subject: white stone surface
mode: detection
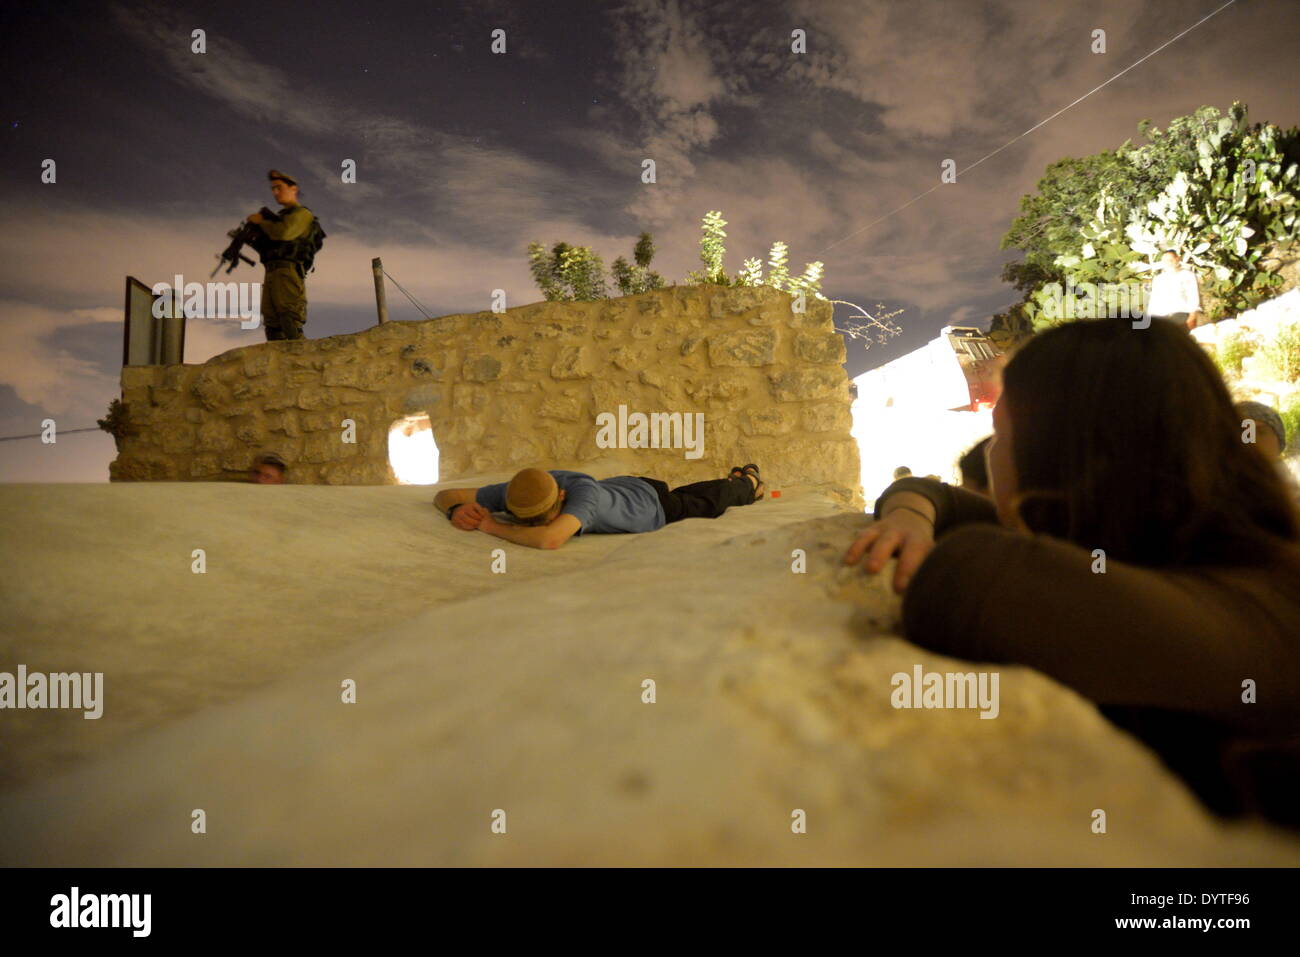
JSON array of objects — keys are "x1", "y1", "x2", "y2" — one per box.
[{"x1": 1, "y1": 481, "x2": 1296, "y2": 865}]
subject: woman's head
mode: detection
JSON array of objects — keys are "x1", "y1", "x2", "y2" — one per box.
[{"x1": 991, "y1": 317, "x2": 1298, "y2": 568}]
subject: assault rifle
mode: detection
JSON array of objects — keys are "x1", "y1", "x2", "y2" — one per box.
[{"x1": 210, "y1": 206, "x2": 281, "y2": 278}]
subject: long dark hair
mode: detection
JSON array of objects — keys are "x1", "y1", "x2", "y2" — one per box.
[{"x1": 1001, "y1": 317, "x2": 1299, "y2": 569}]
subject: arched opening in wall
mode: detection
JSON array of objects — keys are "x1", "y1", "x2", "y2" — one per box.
[{"x1": 388, "y1": 414, "x2": 439, "y2": 485}]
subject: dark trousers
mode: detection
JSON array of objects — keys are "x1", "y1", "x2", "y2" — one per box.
[{"x1": 638, "y1": 476, "x2": 756, "y2": 524}]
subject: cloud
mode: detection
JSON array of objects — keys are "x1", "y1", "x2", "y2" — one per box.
[
  {"x1": 111, "y1": 2, "x2": 337, "y2": 135},
  {"x1": 603, "y1": 0, "x2": 743, "y2": 221},
  {"x1": 0, "y1": 300, "x2": 121, "y2": 423}
]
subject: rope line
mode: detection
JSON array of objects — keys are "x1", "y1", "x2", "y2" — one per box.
[{"x1": 815, "y1": 0, "x2": 1239, "y2": 256}]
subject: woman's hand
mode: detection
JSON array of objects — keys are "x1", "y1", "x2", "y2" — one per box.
[{"x1": 842, "y1": 508, "x2": 936, "y2": 594}]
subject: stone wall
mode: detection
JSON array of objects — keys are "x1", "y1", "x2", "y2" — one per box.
[{"x1": 112, "y1": 285, "x2": 863, "y2": 505}]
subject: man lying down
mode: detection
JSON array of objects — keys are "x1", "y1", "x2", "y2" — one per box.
[{"x1": 433, "y1": 465, "x2": 765, "y2": 550}]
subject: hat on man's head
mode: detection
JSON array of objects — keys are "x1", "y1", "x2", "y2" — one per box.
[
  {"x1": 1236, "y1": 401, "x2": 1287, "y2": 450},
  {"x1": 506, "y1": 468, "x2": 558, "y2": 519},
  {"x1": 267, "y1": 169, "x2": 298, "y2": 187},
  {"x1": 256, "y1": 452, "x2": 287, "y2": 470}
]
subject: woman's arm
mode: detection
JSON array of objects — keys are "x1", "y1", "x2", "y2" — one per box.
[
  {"x1": 901, "y1": 524, "x2": 1300, "y2": 730},
  {"x1": 873, "y1": 477, "x2": 997, "y2": 533}
]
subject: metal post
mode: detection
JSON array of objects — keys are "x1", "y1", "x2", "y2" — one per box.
[{"x1": 372, "y1": 257, "x2": 388, "y2": 325}]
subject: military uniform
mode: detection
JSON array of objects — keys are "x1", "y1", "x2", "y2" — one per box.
[{"x1": 253, "y1": 170, "x2": 317, "y2": 341}]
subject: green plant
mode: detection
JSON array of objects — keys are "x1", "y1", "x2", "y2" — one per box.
[
  {"x1": 527, "y1": 241, "x2": 607, "y2": 301},
  {"x1": 1004, "y1": 102, "x2": 1300, "y2": 335},
  {"x1": 1114, "y1": 103, "x2": 1299, "y2": 318},
  {"x1": 684, "y1": 210, "x2": 731, "y2": 285},
  {"x1": 1279, "y1": 396, "x2": 1300, "y2": 452},
  {"x1": 97, "y1": 398, "x2": 134, "y2": 445},
  {"x1": 611, "y1": 231, "x2": 665, "y2": 296},
  {"x1": 765, "y1": 240, "x2": 790, "y2": 292},
  {"x1": 1215, "y1": 331, "x2": 1255, "y2": 378},
  {"x1": 736, "y1": 257, "x2": 763, "y2": 286},
  {"x1": 1253, "y1": 321, "x2": 1300, "y2": 383}
]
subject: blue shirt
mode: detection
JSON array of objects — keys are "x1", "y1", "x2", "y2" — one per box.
[{"x1": 476, "y1": 470, "x2": 665, "y2": 535}]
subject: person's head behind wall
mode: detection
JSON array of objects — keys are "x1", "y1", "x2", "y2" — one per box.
[
  {"x1": 989, "y1": 317, "x2": 1298, "y2": 569},
  {"x1": 506, "y1": 468, "x2": 566, "y2": 525},
  {"x1": 1235, "y1": 401, "x2": 1287, "y2": 461},
  {"x1": 252, "y1": 452, "x2": 287, "y2": 484}
]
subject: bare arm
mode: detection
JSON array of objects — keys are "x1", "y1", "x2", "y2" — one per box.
[
  {"x1": 845, "y1": 478, "x2": 997, "y2": 593},
  {"x1": 433, "y1": 487, "x2": 480, "y2": 516},
  {"x1": 479, "y1": 513, "x2": 582, "y2": 550}
]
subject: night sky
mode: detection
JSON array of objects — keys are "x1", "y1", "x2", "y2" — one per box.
[{"x1": 2, "y1": 0, "x2": 1296, "y2": 480}]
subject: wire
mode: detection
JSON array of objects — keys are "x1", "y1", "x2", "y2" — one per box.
[
  {"x1": 815, "y1": 0, "x2": 1239, "y2": 256},
  {"x1": 0, "y1": 427, "x2": 105, "y2": 442},
  {"x1": 381, "y1": 268, "x2": 436, "y2": 319}
]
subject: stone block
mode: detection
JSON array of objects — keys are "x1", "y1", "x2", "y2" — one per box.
[
  {"x1": 768, "y1": 367, "x2": 844, "y2": 402},
  {"x1": 243, "y1": 352, "x2": 272, "y2": 377},
  {"x1": 322, "y1": 362, "x2": 397, "y2": 390},
  {"x1": 231, "y1": 380, "x2": 271, "y2": 400},
  {"x1": 685, "y1": 374, "x2": 751, "y2": 402},
  {"x1": 300, "y1": 412, "x2": 339, "y2": 432},
  {"x1": 158, "y1": 425, "x2": 196, "y2": 454},
  {"x1": 538, "y1": 394, "x2": 583, "y2": 422},
  {"x1": 802, "y1": 403, "x2": 847, "y2": 433},
  {"x1": 518, "y1": 347, "x2": 548, "y2": 372},
  {"x1": 740, "y1": 408, "x2": 793, "y2": 436},
  {"x1": 403, "y1": 387, "x2": 441, "y2": 414},
  {"x1": 195, "y1": 421, "x2": 233, "y2": 452},
  {"x1": 551, "y1": 346, "x2": 591, "y2": 380},
  {"x1": 609, "y1": 346, "x2": 645, "y2": 372},
  {"x1": 190, "y1": 373, "x2": 225, "y2": 411},
  {"x1": 297, "y1": 388, "x2": 339, "y2": 411},
  {"x1": 302, "y1": 432, "x2": 359, "y2": 464},
  {"x1": 795, "y1": 332, "x2": 847, "y2": 365},
  {"x1": 453, "y1": 384, "x2": 487, "y2": 414},
  {"x1": 188, "y1": 455, "x2": 221, "y2": 478},
  {"x1": 707, "y1": 329, "x2": 777, "y2": 367}
]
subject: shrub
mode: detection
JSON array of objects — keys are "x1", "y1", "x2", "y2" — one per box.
[
  {"x1": 97, "y1": 398, "x2": 134, "y2": 449},
  {"x1": 1253, "y1": 321, "x2": 1300, "y2": 383},
  {"x1": 1279, "y1": 395, "x2": 1300, "y2": 452},
  {"x1": 1215, "y1": 331, "x2": 1255, "y2": 378}
]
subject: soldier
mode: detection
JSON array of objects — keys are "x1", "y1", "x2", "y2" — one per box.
[{"x1": 248, "y1": 170, "x2": 318, "y2": 341}]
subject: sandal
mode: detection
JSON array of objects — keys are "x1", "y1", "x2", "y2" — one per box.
[{"x1": 740, "y1": 463, "x2": 764, "y2": 500}]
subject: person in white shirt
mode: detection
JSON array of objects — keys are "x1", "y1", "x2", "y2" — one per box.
[{"x1": 1146, "y1": 250, "x2": 1203, "y2": 330}]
